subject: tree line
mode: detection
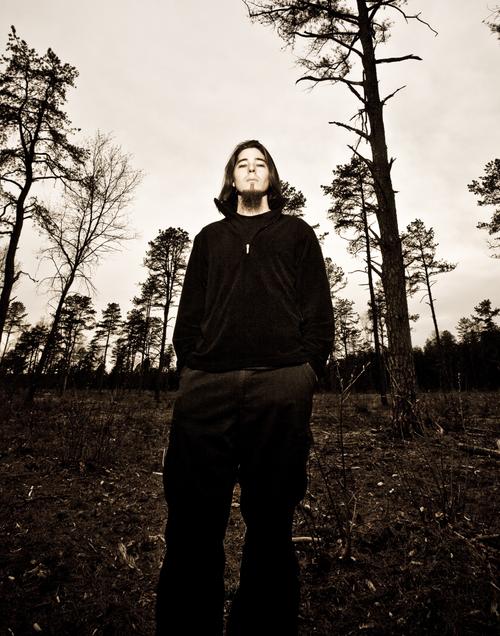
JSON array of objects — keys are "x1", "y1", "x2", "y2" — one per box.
[
  {"x1": 1, "y1": 4, "x2": 500, "y2": 433},
  {"x1": 2, "y1": 228, "x2": 499, "y2": 400},
  {"x1": 1, "y1": 226, "x2": 190, "y2": 400}
]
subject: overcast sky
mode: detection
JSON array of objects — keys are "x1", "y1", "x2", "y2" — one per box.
[{"x1": 1, "y1": 0, "x2": 499, "y2": 347}]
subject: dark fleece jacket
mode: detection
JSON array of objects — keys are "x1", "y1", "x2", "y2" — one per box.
[{"x1": 173, "y1": 203, "x2": 334, "y2": 377}]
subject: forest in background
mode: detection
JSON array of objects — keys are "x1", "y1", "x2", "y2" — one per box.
[{"x1": 1, "y1": 3, "x2": 500, "y2": 421}]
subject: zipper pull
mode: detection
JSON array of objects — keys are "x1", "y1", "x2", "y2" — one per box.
[{"x1": 245, "y1": 243, "x2": 250, "y2": 254}]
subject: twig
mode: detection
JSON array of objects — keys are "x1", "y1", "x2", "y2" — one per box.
[
  {"x1": 292, "y1": 536, "x2": 321, "y2": 544},
  {"x1": 476, "y1": 534, "x2": 500, "y2": 544},
  {"x1": 457, "y1": 443, "x2": 500, "y2": 459}
]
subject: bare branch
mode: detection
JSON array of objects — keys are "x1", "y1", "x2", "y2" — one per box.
[
  {"x1": 376, "y1": 54, "x2": 422, "y2": 64},
  {"x1": 330, "y1": 121, "x2": 370, "y2": 142},
  {"x1": 377, "y1": 3, "x2": 438, "y2": 36},
  {"x1": 297, "y1": 74, "x2": 363, "y2": 86},
  {"x1": 381, "y1": 85, "x2": 406, "y2": 106},
  {"x1": 1, "y1": 177, "x2": 23, "y2": 190},
  {"x1": 17, "y1": 270, "x2": 38, "y2": 283},
  {"x1": 294, "y1": 30, "x2": 359, "y2": 39}
]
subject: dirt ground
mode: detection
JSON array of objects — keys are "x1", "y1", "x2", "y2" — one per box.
[{"x1": 0, "y1": 389, "x2": 499, "y2": 635}]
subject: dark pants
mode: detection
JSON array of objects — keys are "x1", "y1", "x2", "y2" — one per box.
[{"x1": 156, "y1": 363, "x2": 316, "y2": 636}]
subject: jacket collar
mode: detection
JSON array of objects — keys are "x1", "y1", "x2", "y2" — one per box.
[{"x1": 213, "y1": 196, "x2": 286, "y2": 218}]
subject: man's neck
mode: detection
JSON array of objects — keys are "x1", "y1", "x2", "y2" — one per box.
[{"x1": 236, "y1": 195, "x2": 271, "y2": 217}]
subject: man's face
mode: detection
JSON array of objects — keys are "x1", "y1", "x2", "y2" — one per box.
[{"x1": 233, "y1": 147, "x2": 270, "y2": 196}]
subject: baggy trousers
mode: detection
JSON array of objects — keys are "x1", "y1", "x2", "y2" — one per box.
[{"x1": 155, "y1": 363, "x2": 316, "y2": 636}]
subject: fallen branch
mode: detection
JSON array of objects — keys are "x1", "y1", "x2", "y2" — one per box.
[
  {"x1": 292, "y1": 536, "x2": 321, "y2": 544},
  {"x1": 476, "y1": 534, "x2": 500, "y2": 546},
  {"x1": 457, "y1": 443, "x2": 500, "y2": 459},
  {"x1": 453, "y1": 531, "x2": 500, "y2": 561}
]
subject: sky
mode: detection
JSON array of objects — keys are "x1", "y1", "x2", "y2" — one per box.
[{"x1": 1, "y1": 0, "x2": 499, "y2": 348}]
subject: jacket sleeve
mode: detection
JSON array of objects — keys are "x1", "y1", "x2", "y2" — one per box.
[
  {"x1": 296, "y1": 224, "x2": 334, "y2": 377},
  {"x1": 172, "y1": 232, "x2": 207, "y2": 371}
]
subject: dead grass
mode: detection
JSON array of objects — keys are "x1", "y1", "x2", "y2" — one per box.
[{"x1": 0, "y1": 389, "x2": 499, "y2": 635}]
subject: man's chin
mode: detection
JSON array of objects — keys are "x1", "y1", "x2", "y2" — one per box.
[{"x1": 239, "y1": 189, "x2": 266, "y2": 209}]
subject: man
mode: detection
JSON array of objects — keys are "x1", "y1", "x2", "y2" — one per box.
[{"x1": 156, "y1": 140, "x2": 334, "y2": 635}]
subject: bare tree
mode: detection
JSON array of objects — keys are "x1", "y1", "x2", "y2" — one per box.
[
  {"x1": 0, "y1": 27, "x2": 84, "y2": 342},
  {"x1": 27, "y1": 132, "x2": 141, "y2": 400},
  {"x1": 245, "y1": 0, "x2": 436, "y2": 434}
]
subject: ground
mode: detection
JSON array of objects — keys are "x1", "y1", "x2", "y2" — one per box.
[{"x1": 0, "y1": 389, "x2": 499, "y2": 635}]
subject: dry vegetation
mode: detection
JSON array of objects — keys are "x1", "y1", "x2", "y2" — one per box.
[{"x1": 0, "y1": 389, "x2": 499, "y2": 635}]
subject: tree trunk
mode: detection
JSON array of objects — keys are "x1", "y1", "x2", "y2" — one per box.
[
  {"x1": 0, "y1": 187, "x2": 30, "y2": 343},
  {"x1": 155, "y1": 297, "x2": 172, "y2": 403},
  {"x1": 423, "y1": 260, "x2": 441, "y2": 349},
  {"x1": 421, "y1": 250, "x2": 451, "y2": 389},
  {"x1": 99, "y1": 330, "x2": 111, "y2": 391},
  {"x1": 1, "y1": 89, "x2": 50, "y2": 343},
  {"x1": 357, "y1": 0, "x2": 419, "y2": 435},
  {"x1": 379, "y1": 315, "x2": 385, "y2": 351},
  {"x1": 61, "y1": 329, "x2": 77, "y2": 394},
  {"x1": 26, "y1": 276, "x2": 74, "y2": 402},
  {"x1": 140, "y1": 300, "x2": 153, "y2": 392},
  {"x1": 359, "y1": 177, "x2": 388, "y2": 406},
  {"x1": 1, "y1": 328, "x2": 12, "y2": 362},
  {"x1": 28, "y1": 349, "x2": 35, "y2": 375}
]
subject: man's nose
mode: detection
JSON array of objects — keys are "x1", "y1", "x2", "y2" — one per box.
[{"x1": 248, "y1": 164, "x2": 256, "y2": 173}]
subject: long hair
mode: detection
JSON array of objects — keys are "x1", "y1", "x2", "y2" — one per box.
[{"x1": 217, "y1": 140, "x2": 283, "y2": 213}]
